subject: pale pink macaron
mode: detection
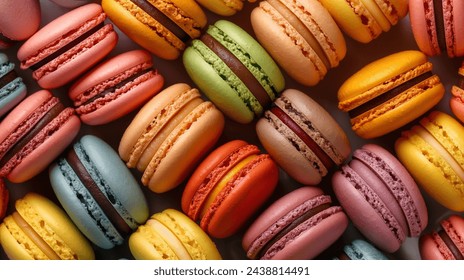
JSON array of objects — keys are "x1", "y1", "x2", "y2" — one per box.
[
  {"x1": 409, "y1": 0, "x2": 464, "y2": 57},
  {"x1": 68, "y1": 50, "x2": 165, "y2": 125},
  {"x1": 0, "y1": 90, "x2": 81, "y2": 183},
  {"x1": 17, "y1": 3, "x2": 118, "y2": 89},
  {"x1": 332, "y1": 144, "x2": 428, "y2": 253},
  {"x1": 0, "y1": 0, "x2": 41, "y2": 48},
  {"x1": 242, "y1": 186, "x2": 348, "y2": 260}
]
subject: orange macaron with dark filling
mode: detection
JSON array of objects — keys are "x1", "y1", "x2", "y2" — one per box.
[{"x1": 181, "y1": 140, "x2": 279, "y2": 238}]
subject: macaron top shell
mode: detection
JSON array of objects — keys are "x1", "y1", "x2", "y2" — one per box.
[
  {"x1": 0, "y1": 0, "x2": 41, "y2": 43},
  {"x1": 0, "y1": 193, "x2": 94, "y2": 260},
  {"x1": 336, "y1": 239, "x2": 388, "y2": 260}
]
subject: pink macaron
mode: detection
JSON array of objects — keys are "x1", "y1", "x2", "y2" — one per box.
[
  {"x1": 242, "y1": 186, "x2": 349, "y2": 260},
  {"x1": 409, "y1": 0, "x2": 464, "y2": 57},
  {"x1": 332, "y1": 144, "x2": 428, "y2": 253},
  {"x1": 419, "y1": 215, "x2": 464, "y2": 260},
  {"x1": 68, "y1": 50, "x2": 165, "y2": 125},
  {"x1": 0, "y1": 90, "x2": 81, "y2": 183},
  {"x1": 17, "y1": 3, "x2": 118, "y2": 89},
  {"x1": 0, "y1": 0, "x2": 41, "y2": 49}
]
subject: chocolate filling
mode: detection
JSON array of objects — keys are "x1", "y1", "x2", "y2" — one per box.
[
  {"x1": 270, "y1": 106, "x2": 334, "y2": 170},
  {"x1": 130, "y1": 0, "x2": 190, "y2": 42},
  {"x1": 348, "y1": 71, "x2": 433, "y2": 119},
  {"x1": 82, "y1": 68, "x2": 153, "y2": 106},
  {"x1": 201, "y1": 33, "x2": 272, "y2": 110},
  {"x1": 0, "y1": 70, "x2": 18, "y2": 89},
  {"x1": 458, "y1": 75, "x2": 464, "y2": 90},
  {"x1": 30, "y1": 22, "x2": 105, "y2": 71},
  {"x1": 432, "y1": 0, "x2": 446, "y2": 53},
  {"x1": 257, "y1": 203, "x2": 330, "y2": 259},
  {"x1": 66, "y1": 148, "x2": 132, "y2": 237},
  {"x1": 438, "y1": 228, "x2": 464, "y2": 260},
  {"x1": 0, "y1": 102, "x2": 64, "y2": 167}
]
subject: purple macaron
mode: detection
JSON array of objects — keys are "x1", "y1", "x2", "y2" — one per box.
[{"x1": 332, "y1": 144, "x2": 428, "y2": 253}]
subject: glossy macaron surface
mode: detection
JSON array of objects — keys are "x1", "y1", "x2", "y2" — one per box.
[
  {"x1": 182, "y1": 140, "x2": 279, "y2": 238},
  {"x1": 0, "y1": 193, "x2": 94, "y2": 260},
  {"x1": 332, "y1": 144, "x2": 428, "y2": 253},
  {"x1": 0, "y1": 0, "x2": 41, "y2": 47},
  {"x1": 49, "y1": 135, "x2": 149, "y2": 249}
]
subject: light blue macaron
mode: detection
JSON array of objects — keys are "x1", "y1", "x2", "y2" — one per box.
[
  {"x1": 335, "y1": 239, "x2": 388, "y2": 260},
  {"x1": 49, "y1": 135, "x2": 149, "y2": 249},
  {"x1": 0, "y1": 53, "x2": 26, "y2": 117}
]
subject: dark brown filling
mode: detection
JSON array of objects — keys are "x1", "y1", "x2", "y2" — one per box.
[
  {"x1": 348, "y1": 71, "x2": 433, "y2": 119},
  {"x1": 30, "y1": 22, "x2": 105, "y2": 70},
  {"x1": 66, "y1": 148, "x2": 132, "y2": 237},
  {"x1": 0, "y1": 70, "x2": 18, "y2": 89},
  {"x1": 270, "y1": 106, "x2": 334, "y2": 170},
  {"x1": 130, "y1": 0, "x2": 190, "y2": 42},
  {"x1": 458, "y1": 75, "x2": 464, "y2": 90},
  {"x1": 201, "y1": 33, "x2": 272, "y2": 110},
  {"x1": 433, "y1": 0, "x2": 446, "y2": 53},
  {"x1": 257, "y1": 203, "x2": 330, "y2": 259},
  {"x1": 82, "y1": 68, "x2": 153, "y2": 106},
  {"x1": 438, "y1": 228, "x2": 464, "y2": 260},
  {"x1": 0, "y1": 102, "x2": 64, "y2": 167}
]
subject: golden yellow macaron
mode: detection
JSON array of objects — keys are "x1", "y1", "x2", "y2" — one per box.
[
  {"x1": 195, "y1": 0, "x2": 254, "y2": 16},
  {"x1": 338, "y1": 50, "x2": 445, "y2": 139},
  {"x1": 0, "y1": 193, "x2": 94, "y2": 260},
  {"x1": 129, "y1": 209, "x2": 221, "y2": 260},
  {"x1": 395, "y1": 111, "x2": 464, "y2": 212}
]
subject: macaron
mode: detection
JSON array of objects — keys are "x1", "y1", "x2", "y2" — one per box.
[
  {"x1": 49, "y1": 135, "x2": 149, "y2": 249},
  {"x1": 338, "y1": 50, "x2": 445, "y2": 139},
  {"x1": 451, "y1": 61, "x2": 464, "y2": 123},
  {"x1": 395, "y1": 111, "x2": 464, "y2": 212},
  {"x1": 242, "y1": 186, "x2": 348, "y2": 260},
  {"x1": 69, "y1": 50, "x2": 165, "y2": 125},
  {"x1": 318, "y1": 0, "x2": 408, "y2": 43},
  {"x1": 334, "y1": 239, "x2": 389, "y2": 260},
  {"x1": 102, "y1": 0, "x2": 207, "y2": 60},
  {"x1": 256, "y1": 89, "x2": 351, "y2": 185},
  {"x1": 0, "y1": 0, "x2": 41, "y2": 48},
  {"x1": 119, "y1": 83, "x2": 225, "y2": 194},
  {"x1": 409, "y1": 0, "x2": 464, "y2": 57},
  {"x1": 195, "y1": 0, "x2": 253, "y2": 16},
  {"x1": 0, "y1": 90, "x2": 80, "y2": 183},
  {"x1": 332, "y1": 144, "x2": 428, "y2": 253},
  {"x1": 0, "y1": 53, "x2": 27, "y2": 118},
  {"x1": 129, "y1": 209, "x2": 222, "y2": 260},
  {"x1": 49, "y1": 0, "x2": 91, "y2": 8},
  {"x1": 182, "y1": 140, "x2": 279, "y2": 239},
  {"x1": 250, "y1": 0, "x2": 346, "y2": 86},
  {"x1": 419, "y1": 215, "x2": 464, "y2": 260},
  {"x1": 17, "y1": 3, "x2": 118, "y2": 89},
  {"x1": 0, "y1": 179, "x2": 8, "y2": 221},
  {"x1": 0, "y1": 193, "x2": 94, "y2": 260},
  {"x1": 183, "y1": 20, "x2": 285, "y2": 124}
]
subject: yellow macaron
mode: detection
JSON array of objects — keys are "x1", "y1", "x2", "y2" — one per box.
[
  {"x1": 0, "y1": 193, "x2": 94, "y2": 260},
  {"x1": 395, "y1": 111, "x2": 464, "y2": 212},
  {"x1": 338, "y1": 50, "x2": 445, "y2": 139},
  {"x1": 129, "y1": 209, "x2": 221, "y2": 260}
]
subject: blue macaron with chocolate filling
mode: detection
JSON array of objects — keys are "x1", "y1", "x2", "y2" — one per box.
[
  {"x1": 49, "y1": 134, "x2": 149, "y2": 249},
  {"x1": 0, "y1": 53, "x2": 27, "y2": 117}
]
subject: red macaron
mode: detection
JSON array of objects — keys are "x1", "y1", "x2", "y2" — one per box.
[
  {"x1": 420, "y1": 215, "x2": 464, "y2": 260},
  {"x1": 181, "y1": 140, "x2": 279, "y2": 238}
]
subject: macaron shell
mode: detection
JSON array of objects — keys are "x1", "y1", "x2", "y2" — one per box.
[
  {"x1": 332, "y1": 170, "x2": 403, "y2": 253},
  {"x1": 409, "y1": 0, "x2": 439, "y2": 56},
  {"x1": 0, "y1": 82, "x2": 27, "y2": 118},
  {"x1": 343, "y1": 239, "x2": 388, "y2": 260},
  {"x1": 420, "y1": 215, "x2": 464, "y2": 260},
  {"x1": 50, "y1": 0, "x2": 91, "y2": 8},
  {"x1": 145, "y1": 102, "x2": 225, "y2": 193},
  {"x1": 0, "y1": 0, "x2": 41, "y2": 42},
  {"x1": 451, "y1": 86, "x2": 464, "y2": 123},
  {"x1": 450, "y1": 0, "x2": 464, "y2": 57},
  {"x1": 196, "y1": 0, "x2": 243, "y2": 16},
  {"x1": 205, "y1": 155, "x2": 278, "y2": 238},
  {"x1": 250, "y1": 0, "x2": 346, "y2": 86},
  {"x1": 242, "y1": 186, "x2": 324, "y2": 250},
  {"x1": 8, "y1": 114, "x2": 80, "y2": 183}
]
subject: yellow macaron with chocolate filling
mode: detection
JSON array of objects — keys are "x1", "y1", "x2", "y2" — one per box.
[
  {"x1": 338, "y1": 50, "x2": 445, "y2": 139},
  {"x1": 129, "y1": 209, "x2": 221, "y2": 260},
  {"x1": 0, "y1": 193, "x2": 94, "y2": 260}
]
